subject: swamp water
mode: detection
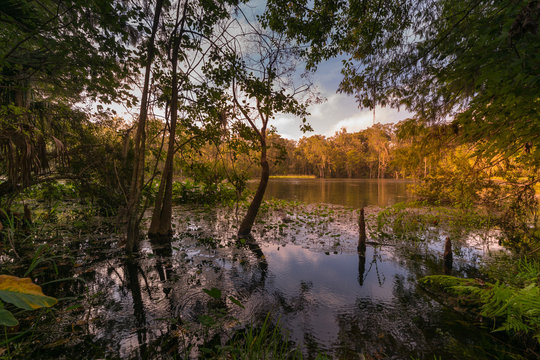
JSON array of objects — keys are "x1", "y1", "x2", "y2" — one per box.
[{"x1": 34, "y1": 180, "x2": 518, "y2": 359}]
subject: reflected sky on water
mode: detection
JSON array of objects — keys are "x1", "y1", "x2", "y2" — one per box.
[{"x1": 33, "y1": 181, "x2": 519, "y2": 359}]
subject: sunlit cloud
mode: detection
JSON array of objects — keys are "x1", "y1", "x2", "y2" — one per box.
[
  {"x1": 327, "y1": 106, "x2": 413, "y2": 136},
  {"x1": 273, "y1": 56, "x2": 414, "y2": 139}
]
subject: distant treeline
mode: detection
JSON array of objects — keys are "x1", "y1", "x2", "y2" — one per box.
[
  {"x1": 182, "y1": 117, "x2": 533, "y2": 189},
  {"x1": 262, "y1": 121, "x2": 450, "y2": 179},
  {"x1": 267, "y1": 123, "x2": 400, "y2": 179}
]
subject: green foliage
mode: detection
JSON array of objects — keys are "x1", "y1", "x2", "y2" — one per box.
[
  {"x1": 0, "y1": 275, "x2": 57, "y2": 311},
  {"x1": 22, "y1": 182, "x2": 78, "y2": 206},
  {"x1": 203, "y1": 287, "x2": 222, "y2": 300},
  {"x1": 0, "y1": 308, "x2": 18, "y2": 327},
  {"x1": 0, "y1": 275, "x2": 57, "y2": 328},
  {"x1": 265, "y1": 0, "x2": 540, "y2": 165},
  {"x1": 498, "y1": 184, "x2": 540, "y2": 251},
  {"x1": 213, "y1": 314, "x2": 328, "y2": 360},
  {"x1": 375, "y1": 202, "x2": 490, "y2": 241},
  {"x1": 414, "y1": 148, "x2": 494, "y2": 207},
  {"x1": 376, "y1": 203, "x2": 427, "y2": 241},
  {"x1": 421, "y1": 258, "x2": 540, "y2": 343},
  {"x1": 169, "y1": 180, "x2": 241, "y2": 206}
]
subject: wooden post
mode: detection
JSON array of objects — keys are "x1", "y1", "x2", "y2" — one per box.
[
  {"x1": 443, "y1": 237, "x2": 453, "y2": 274},
  {"x1": 358, "y1": 208, "x2": 366, "y2": 255}
]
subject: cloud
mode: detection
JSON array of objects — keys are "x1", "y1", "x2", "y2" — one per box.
[
  {"x1": 326, "y1": 106, "x2": 413, "y2": 136},
  {"x1": 275, "y1": 91, "x2": 412, "y2": 140},
  {"x1": 273, "y1": 56, "x2": 413, "y2": 139}
]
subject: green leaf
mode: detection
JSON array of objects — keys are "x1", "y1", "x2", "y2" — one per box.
[
  {"x1": 0, "y1": 275, "x2": 57, "y2": 310},
  {"x1": 203, "y1": 287, "x2": 222, "y2": 300},
  {"x1": 229, "y1": 295, "x2": 245, "y2": 309},
  {"x1": 0, "y1": 309, "x2": 18, "y2": 327}
]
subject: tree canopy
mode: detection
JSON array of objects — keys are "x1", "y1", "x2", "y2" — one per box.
[{"x1": 264, "y1": 0, "x2": 540, "y2": 163}]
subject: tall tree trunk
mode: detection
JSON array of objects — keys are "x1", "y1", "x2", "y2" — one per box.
[
  {"x1": 148, "y1": 21, "x2": 183, "y2": 239},
  {"x1": 238, "y1": 143, "x2": 269, "y2": 237},
  {"x1": 377, "y1": 153, "x2": 381, "y2": 179},
  {"x1": 125, "y1": 0, "x2": 164, "y2": 254}
]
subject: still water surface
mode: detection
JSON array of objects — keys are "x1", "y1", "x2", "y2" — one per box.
[
  {"x1": 41, "y1": 179, "x2": 513, "y2": 359},
  {"x1": 255, "y1": 178, "x2": 414, "y2": 207}
]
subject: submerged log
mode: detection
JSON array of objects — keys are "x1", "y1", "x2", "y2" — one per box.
[
  {"x1": 444, "y1": 237, "x2": 453, "y2": 274},
  {"x1": 358, "y1": 207, "x2": 366, "y2": 255}
]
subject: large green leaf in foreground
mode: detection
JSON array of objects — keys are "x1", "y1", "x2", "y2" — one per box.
[{"x1": 0, "y1": 275, "x2": 57, "y2": 310}]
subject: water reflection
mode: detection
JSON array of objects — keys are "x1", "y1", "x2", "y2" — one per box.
[
  {"x1": 36, "y1": 201, "x2": 518, "y2": 359},
  {"x1": 258, "y1": 240, "x2": 515, "y2": 359},
  {"x1": 124, "y1": 259, "x2": 148, "y2": 358},
  {"x1": 254, "y1": 179, "x2": 414, "y2": 207},
  {"x1": 357, "y1": 254, "x2": 366, "y2": 286}
]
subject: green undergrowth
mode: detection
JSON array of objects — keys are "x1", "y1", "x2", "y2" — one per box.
[
  {"x1": 144, "y1": 179, "x2": 244, "y2": 207},
  {"x1": 374, "y1": 202, "x2": 496, "y2": 242},
  {"x1": 172, "y1": 180, "x2": 242, "y2": 206},
  {"x1": 421, "y1": 257, "x2": 540, "y2": 346},
  {"x1": 203, "y1": 314, "x2": 328, "y2": 359}
]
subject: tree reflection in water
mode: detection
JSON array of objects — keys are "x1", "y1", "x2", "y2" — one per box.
[{"x1": 124, "y1": 259, "x2": 149, "y2": 358}]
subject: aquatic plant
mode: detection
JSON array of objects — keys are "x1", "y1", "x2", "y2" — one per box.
[{"x1": 212, "y1": 314, "x2": 328, "y2": 360}]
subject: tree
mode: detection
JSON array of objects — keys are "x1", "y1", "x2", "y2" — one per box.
[
  {"x1": 264, "y1": 0, "x2": 540, "y2": 165},
  {"x1": 147, "y1": 0, "x2": 242, "y2": 238},
  {"x1": 208, "y1": 20, "x2": 312, "y2": 237},
  {"x1": 329, "y1": 129, "x2": 366, "y2": 178},
  {"x1": 0, "y1": 0, "x2": 137, "y2": 205},
  {"x1": 298, "y1": 135, "x2": 329, "y2": 178},
  {"x1": 364, "y1": 124, "x2": 391, "y2": 179},
  {"x1": 125, "y1": 0, "x2": 164, "y2": 253}
]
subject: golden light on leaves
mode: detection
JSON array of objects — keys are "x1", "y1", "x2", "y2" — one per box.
[{"x1": 0, "y1": 275, "x2": 57, "y2": 310}]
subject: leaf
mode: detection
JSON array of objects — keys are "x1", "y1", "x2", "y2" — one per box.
[
  {"x1": 202, "y1": 287, "x2": 222, "y2": 300},
  {"x1": 0, "y1": 309, "x2": 18, "y2": 327},
  {"x1": 0, "y1": 275, "x2": 57, "y2": 310},
  {"x1": 228, "y1": 296, "x2": 245, "y2": 309}
]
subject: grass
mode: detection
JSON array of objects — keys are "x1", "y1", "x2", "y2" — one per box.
[
  {"x1": 269, "y1": 175, "x2": 317, "y2": 179},
  {"x1": 208, "y1": 314, "x2": 329, "y2": 359}
]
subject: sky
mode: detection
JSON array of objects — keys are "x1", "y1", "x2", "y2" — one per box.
[
  {"x1": 273, "y1": 57, "x2": 413, "y2": 140},
  {"x1": 99, "y1": 2, "x2": 413, "y2": 140}
]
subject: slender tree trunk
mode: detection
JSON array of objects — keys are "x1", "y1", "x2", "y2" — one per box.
[
  {"x1": 238, "y1": 143, "x2": 269, "y2": 237},
  {"x1": 125, "y1": 0, "x2": 164, "y2": 254},
  {"x1": 148, "y1": 31, "x2": 181, "y2": 239},
  {"x1": 377, "y1": 153, "x2": 381, "y2": 179}
]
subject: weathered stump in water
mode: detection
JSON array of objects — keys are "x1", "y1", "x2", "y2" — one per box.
[
  {"x1": 444, "y1": 237, "x2": 453, "y2": 274},
  {"x1": 358, "y1": 207, "x2": 366, "y2": 255}
]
